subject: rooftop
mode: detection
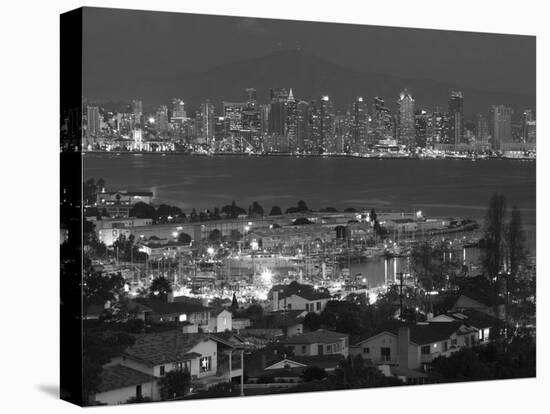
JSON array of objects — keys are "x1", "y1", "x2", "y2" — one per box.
[
  {"x1": 281, "y1": 329, "x2": 348, "y2": 345},
  {"x1": 123, "y1": 331, "x2": 230, "y2": 366},
  {"x1": 96, "y1": 364, "x2": 156, "y2": 393},
  {"x1": 131, "y1": 298, "x2": 210, "y2": 316}
]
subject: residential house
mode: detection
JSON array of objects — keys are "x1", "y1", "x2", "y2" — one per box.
[
  {"x1": 280, "y1": 329, "x2": 349, "y2": 358},
  {"x1": 269, "y1": 282, "x2": 331, "y2": 313},
  {"x1": 107, "y1": 331, "x2": 243, "y2": 400},
  {"x1": 350, "y1": 322, "x2": 478, "y2": 371},
  {"x1": 130, "y1": 298, "x2": 211, "y2": 328},
  {"x1": 91, "y1": 364, "x2": 157, "y2": 405}
]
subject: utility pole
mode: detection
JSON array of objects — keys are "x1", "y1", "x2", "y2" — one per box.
[{"x1": 399, "y1": 272, "x2": 404, "y2": 320}]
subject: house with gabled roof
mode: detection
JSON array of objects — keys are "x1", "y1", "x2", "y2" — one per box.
[
  {"x1": 350, "y1": 322, "x2": 478, "y2": 371},
  {"x1": 91, "y1": 364, "x2": 156, "y2": 405},
  {"x1": 269, "y1": 282, "x2": 332, "y2": 314},
  {"x1": 107, "y1": 331, "x2": 244, "y2": 400},
  {"x1": 280, "y1": 329, "x2": 349, "y2": 357}
]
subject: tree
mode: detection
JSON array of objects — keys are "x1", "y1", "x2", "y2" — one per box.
[
  {"x1": 369, "y1": 208, "x2": 377, "y2": 223},
  {"x1": 301, "y1": 366, "x2": 327, "y2": 382},
  {"x1": 293, "y1": 217, "x2": 314, "y2": 226},
  {"x1": 286, "y1": 200, "x2": 310, "y2": 214},
  {"x1": 320, "y1": 207, "x2": 338, "y2": 212},
  {"x1": 344, "y1": 207, "x2": 357, "y2": 213},
  {"x1": 507, "y1": 207, "x2": 526, "y2": 277},
  {"x1": 178, "y1": 232, "x2": 192, "y2": 245},
  {"x1": 482, "y1": 193, "x2": 507, "y2": 278},
  {"x1": 130, "y1": 202, "x2": 157, "y2": 220},
  {"x1": 159, "y1": 368, "x2": 191, "y2": 400},
  {"x1": 208, "y1": 229, "x2": 222, "y2": 243},
  {"x1": 83, "y1": 271, "x2": 125, "y2": 316},
  {"x1": 149, "y1": 277, "x2": 172, "y2": 301},
  {"x1": 83, "y1": 330, "x2": 136, "y2": 404},
  {"x1": 230, "y1": 293, "x2": 239, "y2": 313},
  {"x1": 303, "y1": 312, "x2": 322, "y2": 331},
  {"x1": 250, "y1": 201, "x2": 264, "y2": 217},
  {"x1": 269, "y1": 206, "x2": 283, "y2": 216}
]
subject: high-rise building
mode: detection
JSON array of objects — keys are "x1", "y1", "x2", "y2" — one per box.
[
  {"x1": 268, "y1": 87, "x2": 288, "y2": 136},
  {"x1": 350, "y1": 96, "x2": 368, "y2": 152},
  {"x1": 448, "y1": 91, "x2": 464, "y2": 145},
  {"x1": 154, "y1": 105, "x2": 169, "y2": 133},
  {"x1": 296, "y1": 100, "x2": 309, "y2": 151},
  {"x1": 522, "y1": 109, "x2": 536, "y2": 143},
  {"x1": 312, "y1": 95, "x2": 334, "y2": 151},
  {"x1": 475, "y1": 114, "x2": 489, "y2": 143},
  {"x1": 199, "y1": 100, "x2": 215, "y2": 145},
  {"x1": 131, "y1": 100, "x2": 143, "y2": 126},
  {"x1": 397, "y1": 89, "x2": 415, "y2": 147},
  {"x1": 245, "y1": 88, "x2": 257, "y2": 108},
  {"x1": 223, "y1": 102, "x2": 245, "y2": 131},
  {"x1": 259, "y1": 104, "x2": 270, "y2": 134},
  {"x1": 86, "y1": 106, "x2": 100, "y2": 137},
  {"x1": 285, "y1": 88, "x2": 298, "y2": 151},
  {"x1": 490, "y1": 105, "x2": 514, "y2": 150},
  {"x1": 372, "y1": 97, "x2": 393, "y2": 142},
  {"x1": 414, "y1": 110, "x2": 428, "y2": 148},
  {"x1": 170, "y1": 99, "x2": 186, "y2": 123}
]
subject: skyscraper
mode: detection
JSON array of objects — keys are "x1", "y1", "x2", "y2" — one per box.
[
  {"x1": 414, "y1": 110, "x2": 428, "y2": 148},
  {"x1": 350, "y1": 96, "x2": 368, "y2": 152},
  {"x1": 199, "y1": 100, "x2": 215, "y2": 145},
  {"x1": 86, "y1": 106, "x2": 100, "y2": 137},
  {"x1": 475, "y1": 114, "x2": 489, "y2": 143},
  {"x1": 131, "y1": 99, "x2": 143, "y2": 126},
  {"x1": 522, "y1": 109, "x2": 536, "y2": 143},
  {"x1": 397, "y1": 89, "x2": 415, "y2": 147},
  {"x1": 296, "y1": 100, "x2": 309, "y2": 151},
  {"x1": 269, "y1": 87, "x2": 288, "y2": 136},
  {"x1": 170, "y1": 98, "x2": 186, "y2": 123},
  {"x1": 372, "y1": 97, "x2": 393, "y2": 143},
  {"x1": 448, "y1": 91, "x2": 464, "y2": 146},
  {"x1": 312, "y1": 95, "x2": 334, "y2": 151},
  {"x1": 245, "y1": 88, "x2": 257, "y2": 108},
  {"x1": 223, "y1": 102, "x2": 245, "y2": 131},
  {"x1": 285, "y1": 88, "x2": 298, "y2": 151},
  {"x1": 154, "y1": 105, "x2": 169, "y2": 133},
  {"x1": 490, "y1": 105, "x2": 513, "y2": 150}
]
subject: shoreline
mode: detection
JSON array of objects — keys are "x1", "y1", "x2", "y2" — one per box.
[{"x1": 82, "y1": 151, "x2": 536, "y2": 161}]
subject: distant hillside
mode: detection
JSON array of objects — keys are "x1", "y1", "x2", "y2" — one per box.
[{"x1": 94, "y1": 49, "x2": 536, "y2": 116}]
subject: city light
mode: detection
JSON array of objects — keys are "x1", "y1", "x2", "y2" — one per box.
[{"x1": 207, "y1": 247, "x2": 215, "y2": 256}]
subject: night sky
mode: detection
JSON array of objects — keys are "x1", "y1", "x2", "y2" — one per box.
[{"x1": 82, "y1": 7, "x2": 535, "y2": 106}]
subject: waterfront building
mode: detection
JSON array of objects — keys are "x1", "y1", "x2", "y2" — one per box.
[
  {"x1": 414, "y1": 110, "x2": 428, "y2": 148},
  {"x1": 397, "y1": 89, "x2": 415, "y2": 148},
  {"x1": 296, "y1": 100, "x2": 310, "y2": 151},
  {"x1": 522, "y1": 109, "x2": 536, "y2": 143},
  {"x1": 490, "y1": 105, "x2": 513, "y2": 150},
  {"x1": 154, "y1": 105, "x2": 169, "y2": 133},
  {"x1": 475, "y1": 114, "x2": 489, "y2": 144},
  {"x1": 269, "y1": 88, "x2": 288, "y2": 136},
  {"x1": 245, "y1": 87, "x2": 257, "y2": 108},
  {"x1": 86, "y1": 105, "x2": 100, "y2": 138},
  {"x1": 131, "y1": 99, "x2": 143, "y2": 126},
  {"x1": 198, "y1": 100, "x2": 216, "y2": 145},
  {"x1": 448, "y1": 91, "x2": 464, "y2": 145},
  {"x1": 372, "y1": 97, "x2": 394, "y2": 143},
  {"x1": 223, "y1": 101, "x2": 246, "y2": 132},
  {"x1": 170, "y1": 98, "x2": 186, "y2": 124},
  {"x1": 312, "y1": 95, "x2": 335, "y2": 152},
  {"x1": 285, "y1": 88, "x2": 298, "y2": 151},
  {"x1": 350, "y1": 96, "x2": 368, "y2": 152}
]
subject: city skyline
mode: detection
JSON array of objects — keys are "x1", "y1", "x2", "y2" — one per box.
[{"x1": 82, "y1": 7, "x2": 535, "y2": 113}]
